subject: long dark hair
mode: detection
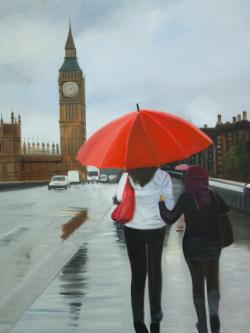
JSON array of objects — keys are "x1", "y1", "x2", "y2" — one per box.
[{"x1": 127, "y1": 167, "x2": 157, "y2": 187}]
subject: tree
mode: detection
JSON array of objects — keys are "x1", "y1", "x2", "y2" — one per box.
[{"x1": 224, "y1": 141, "x2": 250, "y2": 182}]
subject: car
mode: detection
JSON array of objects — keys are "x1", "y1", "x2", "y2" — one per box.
[
  {"x1": 99, "y1": 174, "x2": 108, "y2": 183},
  {"x1": 48, "y1": 175, "x2": 68, "y2": 190},
  {"x1": 108, "y1": 175, "x2": 117, "y2": 183}
]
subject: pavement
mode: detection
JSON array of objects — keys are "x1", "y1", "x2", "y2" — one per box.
[{"x1": 1, "y1": 183, "x2": 250, "y2": 333}]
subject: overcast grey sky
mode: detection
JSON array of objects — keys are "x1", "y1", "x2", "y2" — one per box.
[{"x1": 1, "y1": 0, "x2": 250, "y2": 144}]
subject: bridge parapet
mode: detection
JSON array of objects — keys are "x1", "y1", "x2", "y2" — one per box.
[
  {"x1": 168, "y1": 170, "x2": 250, "y2": 215},
  {"x1": 209, "y1": 179, "x2": 250, "y2": 214}
]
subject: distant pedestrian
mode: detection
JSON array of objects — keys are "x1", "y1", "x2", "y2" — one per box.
[
  {"x1": 113, "y1": 167, "x2": 174, "y2": 333},
  {"x1": 159, "y1": 165, "x2": 228, "y2": 333}
]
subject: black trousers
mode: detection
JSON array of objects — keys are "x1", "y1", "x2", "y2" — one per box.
[{"x1": 124, "y1": 226, "x2": 166, "y2": 324}]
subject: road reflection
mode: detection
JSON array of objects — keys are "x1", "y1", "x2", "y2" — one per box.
[
  {"x1": 113, "y1": 222, "x2": 172, "y2": 253},
  {"x1": 59, "y1": 244, "x2": 88, "y2": 327}
]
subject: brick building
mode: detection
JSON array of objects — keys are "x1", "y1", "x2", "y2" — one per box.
[
  {"x1": 187, "y1": 111, "x2": 250, "y2": 178},
  {"x1": 0, "y1": 23, "x2": 86, "y2": 182}
]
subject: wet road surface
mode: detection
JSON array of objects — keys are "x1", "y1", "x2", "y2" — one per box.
[
  {"x1": 0, "y1": 181, "x2": 250, "y2": 332},
  {"x1": 0, "y1": 183, "x2": 114, "y2": 332}
]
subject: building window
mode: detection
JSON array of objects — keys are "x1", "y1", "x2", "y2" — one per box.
[{"x1": 3, "y1": 125, "x2": 13, "y2": 135}]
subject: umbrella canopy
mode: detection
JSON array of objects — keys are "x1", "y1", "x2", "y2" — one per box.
[{"x1": 76, "y1": 109, "x2": 213, "y2": 169}]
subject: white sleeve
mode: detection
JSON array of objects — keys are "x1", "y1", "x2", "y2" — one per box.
[
  {"x1": 155, "y1": 169, "x2": 174, "y2": 210},
  {"x1": 162, "y1": 173, "x2": 174, "y2": 210},
  {"x1": 115, "y1": 172, "x2": 128, "y2": 202}
]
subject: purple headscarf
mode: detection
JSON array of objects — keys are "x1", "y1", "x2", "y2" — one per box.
[{"x1": 184, "y1": 165, "x2": 211, "y2": 209}]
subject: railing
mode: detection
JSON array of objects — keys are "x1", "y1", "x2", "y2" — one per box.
[
  {"x1": 209, "y1": 178, "x2": 250, "y2": 214},
  {"x1": 21, "y1": 142, "x2": 61, "y2": 155},
  {"x1": 168, "y1": 170, "x2": 250, "y2": 215}
]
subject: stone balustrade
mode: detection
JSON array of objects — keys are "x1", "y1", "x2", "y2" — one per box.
[{"x1": 21, "y1": 142, "x2": 60, "y2": 155}]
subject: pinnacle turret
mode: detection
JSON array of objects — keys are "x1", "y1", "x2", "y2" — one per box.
[
  {"x1": 65, "y1": 20, "x2": 76, "y2": 58},
  {"x1": 60, "y1": 20, "x2": 82, "y2": 72}
]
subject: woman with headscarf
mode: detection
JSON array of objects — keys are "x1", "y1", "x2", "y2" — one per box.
[{"x1": 159, "y1": 165, "x2": 228, "y2": 333}]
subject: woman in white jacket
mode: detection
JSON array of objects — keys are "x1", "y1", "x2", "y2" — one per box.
[{"x1": 114, "y1": 167, "x2": 174, "y2": 333}]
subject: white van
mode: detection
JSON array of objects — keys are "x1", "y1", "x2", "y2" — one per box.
[
  {"x1": 67, "y1": 170, "x2": 80, "y2": 185},
  {"x1": 87, "y1": 166, "x2": 100, "y2": 183}
]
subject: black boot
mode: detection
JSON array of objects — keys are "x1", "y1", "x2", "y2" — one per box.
[
  {"x1": 210, "y1": 315, "x2": 220, "y2": 333},
  {"x1": 194, "y1": 298, "x2": 208, "y2": 333},
  {"x1": 196, "y1": 322, "x2": 208, "y2": 333},
  {"x1": 207, "y1": 290, "x2": 220, "y2": 333},
  {"x1": 150, "y1": 322, "x2": 160, "y2": 333},
  {"x1": 134, "y1": 322, "x2": 149, "y2": 333}
]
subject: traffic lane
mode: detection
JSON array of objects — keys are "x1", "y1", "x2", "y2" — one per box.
[
  {"x1": 9, "y1": 207, "x2": 133, "y2": 333},
  {"x1": 0, "y1": 185, "x2": 89, "y2": 269},
  {"x1": 0, "y1": 183, "x2": 117, "y2": 333},
  {"x1": 0, "y1": 182, "x2": 116, "y2": 275},
  {"x1": 0, "y1": 183, "x2": 114, "y2": 249}
]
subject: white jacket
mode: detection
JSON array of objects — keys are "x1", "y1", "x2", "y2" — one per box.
[{"x1": 115, "y1": 168, "x2": 174, "y2": 230}]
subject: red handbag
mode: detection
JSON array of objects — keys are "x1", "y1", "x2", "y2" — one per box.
[{"x1": 111, "y1": 177, "x2": 135, "y2": 224}]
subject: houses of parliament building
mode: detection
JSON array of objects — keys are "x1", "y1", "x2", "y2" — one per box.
[
  {"x1": 0, "y1": 24, "x2": 250, "y2": 182},
  {"x1": 0, "y1": 24, "x2": 86, "y2": 182}
]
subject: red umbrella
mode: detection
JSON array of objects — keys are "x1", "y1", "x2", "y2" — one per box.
[{"x1": 76, "y1": 109, "x2": 213, "y2": 169}]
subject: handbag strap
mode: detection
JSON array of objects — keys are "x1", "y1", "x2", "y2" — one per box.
[{"x1": 123, "y1": 175, "x2": 134, "y2": 195}]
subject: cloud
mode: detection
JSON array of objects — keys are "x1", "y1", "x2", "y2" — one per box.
[{"x1": 0, "y1": 0, "x2": 250, "y2": 143}]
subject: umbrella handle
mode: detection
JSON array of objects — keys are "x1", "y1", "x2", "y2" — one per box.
[{"x1": 136, "y1": 104, "x2": 140, "y2": 112}]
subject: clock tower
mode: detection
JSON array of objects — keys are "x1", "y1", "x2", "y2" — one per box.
[{"x1": 59, "y1": 22, "x2": 86, "y2": 177}]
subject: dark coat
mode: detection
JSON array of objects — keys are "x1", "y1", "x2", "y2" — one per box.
[{"x1": 159, "y1": 191, "x2": 228, "y2": 261}]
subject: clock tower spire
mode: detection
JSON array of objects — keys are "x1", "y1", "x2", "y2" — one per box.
[
  {"x1": 65, "y1": 19, "x2": 76, "y2": 58},
  {"x1": 59, "y1": 21, "x2": 86, "y2": 178}
]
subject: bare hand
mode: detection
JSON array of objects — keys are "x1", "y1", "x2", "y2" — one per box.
[{"x1": 160, "y1": 195, "x2": 165, "y2": 201}]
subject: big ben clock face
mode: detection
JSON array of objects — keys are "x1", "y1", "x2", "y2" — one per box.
[{"x1": 63, "y1": 81, "x2": 78, "y2": 97}]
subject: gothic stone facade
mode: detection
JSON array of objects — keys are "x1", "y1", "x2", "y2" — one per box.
[
  {"x1": 0, "y1": 114, "x2": 67, "y2": 182},
  {"x1": 0, "y1": 24, "x2": 86, "y2": 182}
]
